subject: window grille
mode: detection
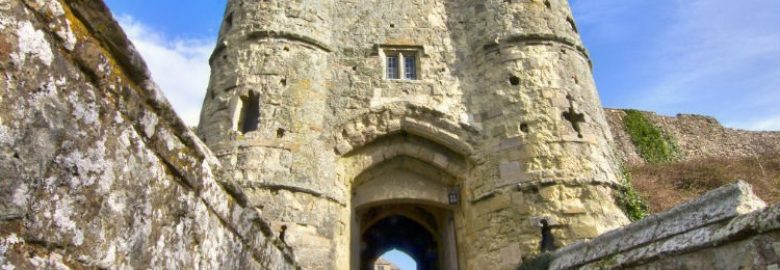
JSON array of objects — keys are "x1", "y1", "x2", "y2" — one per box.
[
  {"x1": 387, "y1": 55, "x2": 399, "y2": 79},
  {"x1": 404, "y1": 56, "x2": 416, "y2": 80},
  {"x1": 384, "y1": 49, "x2": 419, "y2": 80}
]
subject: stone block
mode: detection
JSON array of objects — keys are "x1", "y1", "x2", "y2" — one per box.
[
  {"x1": 511, "y1": 192, "x2": 533, "y2": 215},
  {"x1": 567, "y1": 216, "x2": 602, "y2": 238},
  {"x1": 432, "y1": 152, "x2": 449, "y2": 169},
  {"x1": 475, "y1": 193, "x2": 512, "y2": 217},
  {"x1": 498, "y1": 136, "x2": 523, "y2": 151},
  {"x1": 560, "y1": 199, "x2": 586, "y2": 214},
  {"x1": 335, "y1": 141, "x2": 353, "y2": 155},
  {"x1": 550, "y1": 181, "x2": 772, "y2": 270},
  {"x1": 538, "y1": 185, "x2": 560, "y2": 202},
  {"x1": 497, "y1": 243, "x2": 523, "y2": 269},
  {"x1": 499, "y1": 160, "x2": 524, "y2": 183}
]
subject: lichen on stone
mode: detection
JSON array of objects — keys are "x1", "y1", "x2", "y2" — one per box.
[
  {"x1": 11, "y1": 21, "x2": 53, "y2": 66},
  {"x1": 141, "y1": 111, "x2": 159, "y2": 138},
  {"x1": 0, "y1": 124, "x2": 13, "y2": 145}
]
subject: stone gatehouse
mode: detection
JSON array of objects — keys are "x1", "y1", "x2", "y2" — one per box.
[
  {"x1": 197, "y1": 0, "x2": 628, "y2": 269},
  {"x1": 3, "y1": 0, "x2": 778, "y2": 270}
]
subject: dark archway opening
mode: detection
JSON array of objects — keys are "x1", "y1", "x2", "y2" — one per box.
[{"x1": 361, "y1": 215, "x2": 438, "y2": 270}]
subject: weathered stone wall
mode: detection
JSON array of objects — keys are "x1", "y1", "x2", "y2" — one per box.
[
  {"x1": 549, "y1": 181, "x2": 780, "y2": 270},
  {"x1": 606, "y1": 109, "x2": 780, "y2": 165},
  {"x1": 449, "y1": 2, "x2": 629, "y2": 268},
  {"x1": 199, "y1": 0, "x2": 629, "y2": 269},
  {"x1": 199, "y1": 1, "x2": 349, "y2": 269},
  {"x1": 3, "y1": 1, "x2": 776, "y2": 269},
  {"x1": 0, "y1": 0, "x2": 297, "y2": 269}
]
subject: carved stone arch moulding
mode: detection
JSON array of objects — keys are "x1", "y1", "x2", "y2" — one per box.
[{"x1": 333, "y1": 102, "x2": 478, "y2": 157}]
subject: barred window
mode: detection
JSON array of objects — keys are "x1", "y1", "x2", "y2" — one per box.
[
  {"x1": 387, "y1": 55, "x2": 399, "y2": 79},
  {"x1": 404, "y1": 56, "x2": 416, "y2": 80}
]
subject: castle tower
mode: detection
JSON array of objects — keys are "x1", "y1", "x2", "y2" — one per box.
[
  {"x1": 197, "y1": 1, "x2": 347, "y2": 269},
  {"x1": 448, "y1": 1, "x2": 630, "y2": 268},
  {"x1": 199, "y1": 0, "x2": 629, "y2": 269}
]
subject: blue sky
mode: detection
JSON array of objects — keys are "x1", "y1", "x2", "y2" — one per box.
[
  {"x1": 573, "y1": 0, "x2": 780, "y2": 131},
  {"x1": 103, "y1": 0, "x2": 778, "y2": 268},
  {"x1": 104, "y1": 0, "x2": 780, "y2": 131}
]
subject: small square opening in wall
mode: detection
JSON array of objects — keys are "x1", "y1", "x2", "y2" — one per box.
[{"x1": 382, "y1": 47, "x2": 420, "y2": 80}]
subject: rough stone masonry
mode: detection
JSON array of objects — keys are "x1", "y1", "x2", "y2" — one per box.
[
  {"x1": 0, "y1": 0, "x2": 296, "y2": 269},
  {"x1": 198, "y1": 0, "x2": 629, "y2": 269},
  {"x1": 2, "y1": 0, "x2": 778, "y2": 270}
]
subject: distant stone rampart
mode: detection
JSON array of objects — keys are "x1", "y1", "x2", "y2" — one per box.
[{"x1": 606, "y1": 109, "x2": 780, "y2": 165}]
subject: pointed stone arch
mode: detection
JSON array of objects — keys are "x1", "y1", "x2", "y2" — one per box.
[
  {"x1": 334, "y1": 102, "x2": 478, "y2": 158},
  {"x1": 338, "y1": 103, "x2": 472, "y2": 270},
  {"x1": 335, "y1": 103, "x2": 477, "y2": 185}
]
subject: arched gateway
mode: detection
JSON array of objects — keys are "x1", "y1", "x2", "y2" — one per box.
[{"x1": 337, "y1": 107, "x2": 472, "y2": 270}]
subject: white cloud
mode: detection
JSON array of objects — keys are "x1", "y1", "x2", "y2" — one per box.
[
  {"x1": 117, "y1": 16, "x2": 214, "y2": 126},
  {"x1": 574, "y1": 0, "x2": 780, "y2": 131},
  {"x1": 637, "y1": 0, "x2": 780, "y2": 131},
  {"x1": 638, "y1": 0, "x2": 780, "y2": 107}
]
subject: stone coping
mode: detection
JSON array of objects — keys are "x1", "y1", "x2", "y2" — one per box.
[
  {"x1": 550, "y1": 180, "x2": 767, "y2": 270},
  {"x1": 577, "y1": 204, "x2": 780, "y2": 269}
]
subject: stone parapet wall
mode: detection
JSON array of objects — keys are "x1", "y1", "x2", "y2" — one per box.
[
  {"x1": 606, "y1": 109, "x2": 780, "y2": 165},
  {"x1": 0, "y1": 0, "x2": 297, "y2": 269},
  {"x1": 549, "y1": 181, "x2": 780, "y2": 270}
]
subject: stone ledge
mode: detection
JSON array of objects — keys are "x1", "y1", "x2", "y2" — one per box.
[
  {"x1": 245, "y1": 30, "x2": 333, "y2": 52},
  {"x1": 483, "y1": 33, "x2": 591, "y2": 67},
  {"x1": 550, "y1": 180, "x2": 767, "y2": 270},
  {"x1": 469, "y1": 179, "x2": 621, "y2": 204},
  {"x1": 601, "y1": 204, "x2": 780, "y2": 268},
  {"x1": 242, "y1": 182, "x2": 347, "y2": 206}
]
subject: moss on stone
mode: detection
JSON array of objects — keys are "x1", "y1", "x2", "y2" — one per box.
[
  {"x1": 623, "y1": 109, "x2": 680, "y2": 164},
  {"x1": 516, "y1": 253, "x2": 554, "y2": 270},
  {"x1": 617, "y1": 167, "x2": 649, "y2": 221},
  {"x1": 588, "y1": 253, "x2": 620, "y2": 269}
]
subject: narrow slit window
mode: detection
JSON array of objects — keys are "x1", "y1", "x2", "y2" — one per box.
[
  {"x1": 224, "y1": 12, "x2": 233, "y2": 31},
  {"x1": 238, "y1": 92, "x2": 260, "y2": 133},
  {"x1": 404, "y1": 55, "x2": 417, "y2": 80},
  {"x1": 387, "y1": 55, "x2": 399, "y2": 79}
]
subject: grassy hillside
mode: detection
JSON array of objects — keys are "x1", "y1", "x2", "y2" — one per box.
[{"x1": 628, "y1": 155, "x2": 780, "y2": 213}]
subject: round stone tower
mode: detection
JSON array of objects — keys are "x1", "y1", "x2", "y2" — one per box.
[
  {"x1": 449, "y1": 0, "x2": 630, "y2": 268},
  {"x1": 197, "y1": 1, "x2": 348, "y2": 269},
  {"x1": 199, "y1": 0, "x2": 629, "y2": 269}
]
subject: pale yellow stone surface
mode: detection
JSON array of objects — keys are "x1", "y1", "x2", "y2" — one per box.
[{"x1": 198, "y1": 0, "x2": 630, "y2": 269}]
